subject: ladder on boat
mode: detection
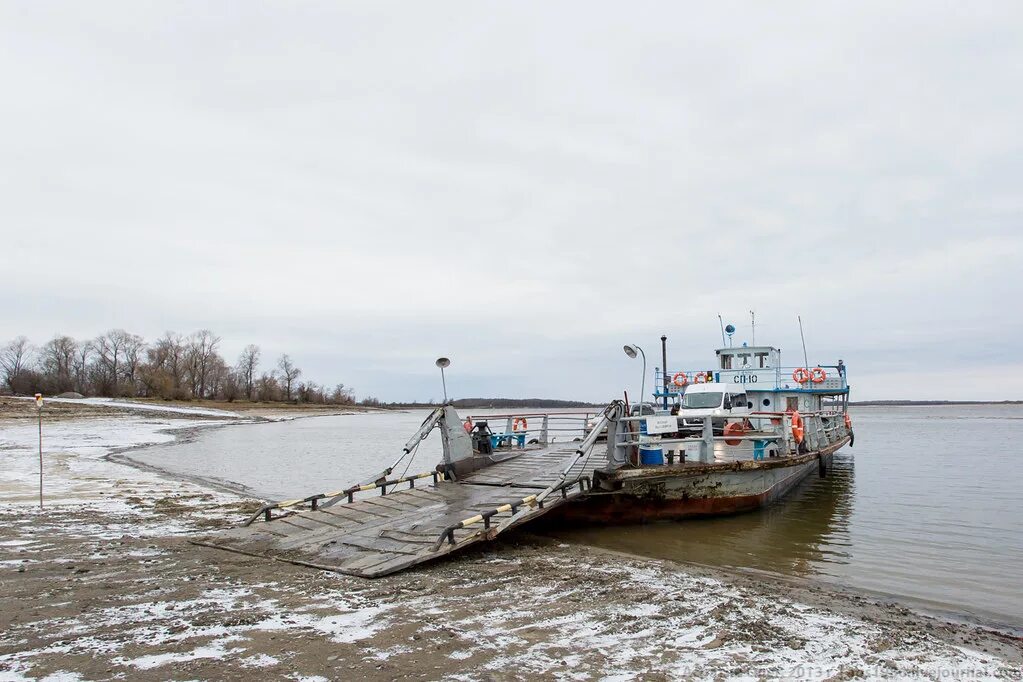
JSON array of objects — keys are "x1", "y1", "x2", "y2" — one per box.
[{"x1": 193, "y1": 404, "x2": 621, "y2": 578}]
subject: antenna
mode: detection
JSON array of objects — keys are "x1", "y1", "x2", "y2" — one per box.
[
  {"x1": 717, "y1": 314, "x2": 726, "y2": 346},
  {"x1": 750, "y1": 310, "x2": 756, "y2": 346},
  {"x1": 797, "y1": 316, "x2": 810, "y2": 374}
]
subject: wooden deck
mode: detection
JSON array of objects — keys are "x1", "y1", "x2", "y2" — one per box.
[{"x1": 193, "y1": 444, "x2": 602, "y2": 578}]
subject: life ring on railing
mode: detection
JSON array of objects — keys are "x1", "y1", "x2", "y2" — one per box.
[
  {"x1": 512, "y1": 417, "x2": 528, "y2": 431},
  {"x1": 790, "y1": 410, "x2": 805, "y2": 444},
  {"x1": 792, "y1": 368, "x2": 811, "y2": 384},
  {"x1": 723, "y1": 421, "x2": 745, "y2": 446},
  {"x1": 463, "y1": 418, "x2": 473, "y2": 433},
  {"x1": 695, "y1": 372, "x2": 709, "y2": 384},
  {"x1": 844, "y1": 413, "x2": 852, "y2": 429},
  {"x1": 672, "y1": 372, "x2": 688, "y2": 387},
  {"x1": 810, "y1": 367, "x2": 827, "y2": 383}
]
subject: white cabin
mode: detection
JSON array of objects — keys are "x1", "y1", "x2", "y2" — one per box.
[{"x1": 657, "y1": 343, "x2": 849, "y2": 414}]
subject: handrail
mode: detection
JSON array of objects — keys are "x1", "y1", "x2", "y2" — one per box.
[
  {"x1": 243, "y1": 469, "x2": 446, "y2": 526},
  {"x1": 431, "y1": 476, "x2": 592, "y2": 550},
  {"x1": 613, "y1": 409, "x2": 851, "y2": 459}
]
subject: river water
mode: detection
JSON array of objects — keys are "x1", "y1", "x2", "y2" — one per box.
[{"x1": 129, "y1": 405, "x2": 1023, "y2": 630}]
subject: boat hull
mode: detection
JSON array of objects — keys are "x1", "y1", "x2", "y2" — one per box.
[{"x1": 550, "y1": 438, "x2": 848, "y2": 524}]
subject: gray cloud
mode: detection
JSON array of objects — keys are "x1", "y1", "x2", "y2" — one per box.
[{"x1": 2, "y1": 2, "x2": 1021, "y2": 401}]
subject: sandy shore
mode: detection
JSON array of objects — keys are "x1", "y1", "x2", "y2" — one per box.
[{"x1": 1, "y1": 399, "x2": 1020, "y2": 680}]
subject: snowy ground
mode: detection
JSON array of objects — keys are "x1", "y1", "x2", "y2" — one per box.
[{"x1": 0, "y1": 401, "x2": 1020, "y2": 680}]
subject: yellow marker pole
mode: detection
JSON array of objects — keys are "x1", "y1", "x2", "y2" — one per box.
[{"x1": 34, "y1": 393, "x2": 43, "y2": 509}]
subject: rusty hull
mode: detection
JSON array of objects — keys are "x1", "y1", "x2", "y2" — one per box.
[{"x1": 552, "y1": 437, "x2": 850, "y2": 524}]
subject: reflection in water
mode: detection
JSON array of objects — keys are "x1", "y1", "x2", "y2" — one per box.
[{"x1": 546, "y1": 454, "x2": 855, "y2": 578}]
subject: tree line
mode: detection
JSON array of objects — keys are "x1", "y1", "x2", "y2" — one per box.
[{"x1": 0, "y1": 329, "x2": 361, "y2": 405}]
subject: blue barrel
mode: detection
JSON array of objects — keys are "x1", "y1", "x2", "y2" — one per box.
[{"x1": 639, "y1": 445, "x2": 664, "y2": 466}]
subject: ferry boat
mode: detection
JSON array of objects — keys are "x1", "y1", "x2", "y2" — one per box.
[
  {"x1": 205, "y1": 325, "x2": 855, "y2": 577},
  {"x1": 550, "y1": 339, "x2": 853, "y2": 523}
]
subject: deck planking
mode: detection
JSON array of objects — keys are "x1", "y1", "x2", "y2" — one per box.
[{"x1": 194, "y1": 444, "x2": 592, "y2": 578}]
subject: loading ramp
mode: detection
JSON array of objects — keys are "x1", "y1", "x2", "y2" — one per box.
[{"x1": 193, "y1": 405, "x2": 620, "y2": 578}]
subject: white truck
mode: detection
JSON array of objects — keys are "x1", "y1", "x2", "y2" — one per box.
[{"x1": 676, "y1": 382, "x2": 752, "y2": 435}]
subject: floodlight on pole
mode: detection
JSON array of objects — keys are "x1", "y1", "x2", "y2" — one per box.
[
  {"x1": 623, "y1": 344, "x2": 646, "y2": 413},
  {"x1": 435, "y1": 357, "x2": 450, "y2": 404}
]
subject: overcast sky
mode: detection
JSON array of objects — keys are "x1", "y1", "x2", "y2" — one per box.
[{"x1": 2, "y1": 2, "x2": 1021, "y2": 402}]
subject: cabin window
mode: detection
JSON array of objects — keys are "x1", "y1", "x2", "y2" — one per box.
[
  {"x1": 720, "y1": 355, "x2": 732, "y2": 369},
  {"x1": 737, "y1": 353, "x2": 751, "y2": 367},
  {"x1": 682, "y1": 392, "x2": 723, "y2": 409},
  {"x1": 726, "y1": 393, "x2": 747, "y2": 409},
  {"x1": 755, "y1": 352, "x2": 769, "y2": 368},
  {"x1": 785, "y1": 396, "x2": 798, "y2": 411},
  {"x1": 762, "y1": 398, "x2": 771, "y2": 407}
]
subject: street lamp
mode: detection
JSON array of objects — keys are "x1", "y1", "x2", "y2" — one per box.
[
  {"x1": 623, "y1": 344, "x2": 646, "y2": 414},
  {"x1": 435, "y1": 357, "x2": 450, "y2": 404}
]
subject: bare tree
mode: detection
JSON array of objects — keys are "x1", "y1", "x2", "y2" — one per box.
[
  {"x1": 95, "y1": 329, "x2": 131, "y2": 396},
  {"x1": 331, "y1": 383, "x2": 354, "y2": 405},
  {"x1": 236, "y1": 344, "x2": 260, "y2": 400},
  {"x1": 39, "y1": 335, "x2": 77, "y2": 393},
  {"x1": 277, "y1": 354, "x2": 302, "y2": 401},
  {"x1": 72, "y1": 341, "x2": 93, "y2": 394},
  {"x1": 142, "y1": 332, "x2": 186, "y2": 398},
  {"x1": 121, "y1": 332, "x2": 146, "y2": 396},
  {"x1": 0, "y1": 336, "x2": 32, "y2": 393},
  {"x1": 186, "y1": 329, "x2": 221, "y2": 399},
  {"x1": 256, "y1": 370, "x2": 280, "y2": 402}
]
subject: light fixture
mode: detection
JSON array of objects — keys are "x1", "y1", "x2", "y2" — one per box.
[
  {"x1": 435, "y1": 357, "x2": 450, "y2": 404},
  {"x1": 623, "y1": 344, "x2": 646, "y2": 414}
]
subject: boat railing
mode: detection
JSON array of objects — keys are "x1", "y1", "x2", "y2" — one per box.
[
  {"x1": 612, "y1": 409, "x2": 851, "y2": 464},
  {"x1": 463, "y1": 411, "x2": 599, "y2": 447}
]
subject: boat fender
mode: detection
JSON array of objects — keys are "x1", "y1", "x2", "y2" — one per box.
[
  {"x1": 849, "y1": 428, "x2": 855, "y2": 448},
  {"x1": 810, "y1": 367, "x2": 827, "y2": 383},
  {"x1": 512, "y1": 417, "x2": 528, "y2": 431},
  {"x1": 844, "y1": 413, "x2": 852, "y2": 429},
  {"x1": 672, "y1": 372, "x2": 688, "y2": 387},
  {"x1": 818, "y1": 453, "x2": 827, "y2": 478}
]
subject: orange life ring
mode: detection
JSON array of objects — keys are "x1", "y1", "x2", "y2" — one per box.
[
  {"x1": 672, "y1": 372, "x2": 688, "y2": 387},
  {"x1": 512, "y1": 417, "x2": 528, "y2": 431},
  {"x1": 463, "y1": 418, "x2": 473, "y2": 433},
  {"x1": 790, "y1": 410, "x2": 804, "y2": 444},
  {"x1": 792, "y1": 368, "x2": 810, "y2": 384},
  {"x1": 844, "y1": 413, "x2": 852, "y2": 429},
  {"x1": 810, "y1": 367, "x2": 827, "y2": 384},
  {"x1": 723, "y1": 421, "x2": 745, "y2": 446},
  {"x1": 695, "y1": 372, "x2": 709, "y2": 384}
]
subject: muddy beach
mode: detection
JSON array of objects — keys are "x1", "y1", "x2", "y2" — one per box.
[{"x1": 0, "y1": 399, "x2": 1020, "y2": 680}]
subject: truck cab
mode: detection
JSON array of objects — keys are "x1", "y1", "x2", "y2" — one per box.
[{"x1": 677, "y1": 383, "x2": 751, "y2": 433}]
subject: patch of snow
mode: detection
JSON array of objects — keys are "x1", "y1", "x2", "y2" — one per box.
[
  {"x1": 117, "y1": 636, "x2": 247, "y2": 670},
  {"x1": 9, "y1": 395, "x2": 245, "y2": 419},
  {"x1": 239, "y1": 654, "x2": 279, "y2": 668}
]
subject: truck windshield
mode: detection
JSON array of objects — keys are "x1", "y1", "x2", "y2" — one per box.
[{"x1": 681, "y1": 392, "x2": 723, "y2": 409}]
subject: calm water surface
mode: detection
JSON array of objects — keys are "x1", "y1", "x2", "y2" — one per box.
[{"x1": 130, "y1": 405, "x2": 1023, "y2": 628}]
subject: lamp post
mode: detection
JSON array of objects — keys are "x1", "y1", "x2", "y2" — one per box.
[
  {"x1": 623, "y1": 345, "x2": 646, "y2": 414},
  {"x1": 435, "y1": 357, "x2": 450, "y2": 404}
]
